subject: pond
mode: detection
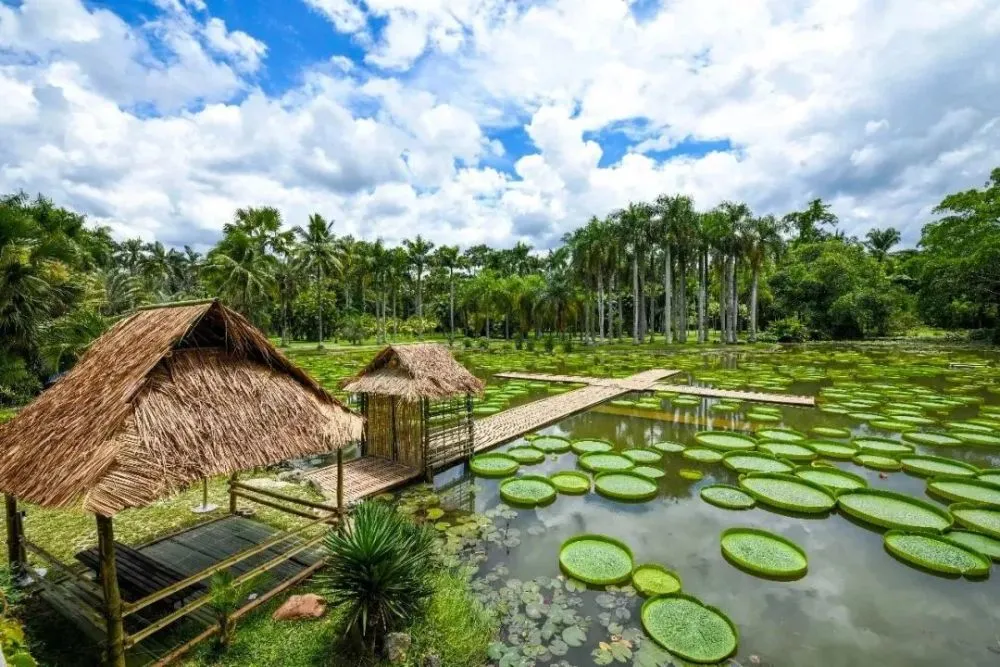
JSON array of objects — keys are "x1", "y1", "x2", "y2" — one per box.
[{"x1": 417, "y1": 345, "x2": 1000, "y2": 667}]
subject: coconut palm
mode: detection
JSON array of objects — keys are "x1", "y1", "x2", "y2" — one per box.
[
  {"x1": 294, "y1": 213, "x2": 341, "y2": 348},
  {"x1": 202, "y1": 225, "x2": 276, "y2": 326},
  {"x1": 865, "y1": 227, "x2": 901, "y2": 262}
]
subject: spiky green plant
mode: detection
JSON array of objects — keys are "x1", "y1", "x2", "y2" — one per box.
[
  {"x1": 208, "y1": 570, "x2": 259, "y2": 650},
  {"x1": 322, "y1": 501, "x2": 436, "y2": 653}
]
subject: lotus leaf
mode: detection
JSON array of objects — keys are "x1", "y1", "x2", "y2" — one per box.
[
  {"x1": 720, "y1": 527, "x2": 808, "y2": 579},
  {"x1": 738, "y1": 472, "x2": 836, "y2": 513},
  {"x1": 632, "y1": 564, "x2": 682, "y2": 597},
  {"x1": 470, "y1": 453, "x2": 520, "y2": 478},
  {"x1": 499, "y1": 475, "x2": 557, "y2": 507},
  {"x1": 722, "y1": 451, "x2": 794, "y2": 474},
  {"x1": 837, "y1": 488, "x2": 953, "y2": 531},
  {"x1": 579, "y1": 452, "x2": 636, "y2": 473},
  {"x1": 700, "y1": 485, "x2": 756, "y2": 510},
  {"x1": 694, "y1": 431, "x2": 757, "y2": 451},
  {"x1": 594, "y1": 472, "x2": 659, "y2": 502},
  {"x1": 640, "y1": 594, "x2": 739, "y2": 663},
  {"x1": 549, "y1": 470, "x2": 591, "y2": 494},
  {"x1": 559, "y1": 535, "x2": 634, "y2": 585},
  {"x1": 883, "y1": 530, "x2": 990, "y2": 577}
]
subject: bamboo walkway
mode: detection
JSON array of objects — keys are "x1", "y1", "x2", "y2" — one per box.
[{"x1": 306, "y1": 457, "x2": 420, "y2": 505}]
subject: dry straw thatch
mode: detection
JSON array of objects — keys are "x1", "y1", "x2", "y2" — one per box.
[
  {"x1": 0, "y1": 300, "x2": 362, "y2": 516},
  {"x1": 342, "y1": 343, "x2": 484, "y2": 401}
]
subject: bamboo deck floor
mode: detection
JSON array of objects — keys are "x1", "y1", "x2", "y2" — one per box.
[
  {"x1": 651, "y1": 383, "x2": 815, "y2": 406},
  {"x1": 306, "y1": 456, "x2": 421, "y2": 504}
]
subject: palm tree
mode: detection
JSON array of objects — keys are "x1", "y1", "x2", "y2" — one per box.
[
  {"x1": 202, "y1": 225, "x2": 276, "y2": 325},
  {"x1": 433, "y1": 245, "x2": 461, "y2": 340},
  {"x1": 744, "y1": 214, "x2": 784, "y2": 341},
  {"x1": 612, "y1": 202, "x2": 653, "y2": 344},
  {"x1": 294, "y1": 214, "x2": 341, "y2": 348},
  {"x1": 865, "y1": 227, "x2": 901, "y2": 262},
  {"x1": 718, "y1": 201, "x2": 752, "y2": 344},
  {"x1": 404, "y1": 235, "x2": 434, "y2": 335}
]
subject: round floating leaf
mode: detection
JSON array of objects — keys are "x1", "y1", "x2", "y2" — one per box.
[
  {"x1": 978, "y1": 469, "x2": 1000, "y2": 485},
  {"x1": 571, "y1": 438, "x2": 615, "y2": 455},
  {"x1": 837, "y1": 488, "x2": 953, "y2": 531},
  {"x1": 550, "y1": 470, "x2": 591, "y2": 495},
  {"x1": 700, "y1": 485, "x2": 755, "y2": 510},
  {"x1": 507, "y1": 446, "x2": 546, "y2": 464},
  {"x1": 641, "y1": 593, "x2": 739, "y2": 664},
  {"x1": 870, "y1": 419, "x2": 917, "y2": 432},
  {"x1": 853, "y1": 453, "x2": 903, "y2": 471},
  {"x1": 720, "y1": 527, "x2": 808, "y2": 579},
  {"x1": 579, "y1": 452, "x2": 636, "y2": 473},
  {"x1": 808, "y1": 440, "x2": 858, "y2": 459},
  {"x1": 632, "y1": 465, "x2": 666, "y2": 480},
  {"x1": 651, "y1": 440, "x2": 685, "y2": 454},
  {"x1": 532, "y1": 435, "x2": 572, "y2": 453},
  {"x1": 679, "y1": 469, "x2": 704, "y2": 481},
  {"x1": 499, "y1": 475, "x2": 557, "y2": 507},
  {"x1": 709, "y1": 402, "x2": 738, "y2": 413},
  {"x1": 632, "y1": 564, "x2": 682, "y2": 597},
  {"x1": 954, "y1": 431, "x2": 1000, "y2": 447},
  {"x1": 682, "y1": 448, "x2": 724, "y2": 463},
  {"x1": 758, "y1": 442, "x2": 816, "y2": 462},
  {"x1": 722, "y1": 451, "x2": 794, "y2": 474},
  {"x1": 470, "y1": 453, "x2": 520, "y2": 478},
  {"x1": 944, "y1": 530, "x2": 1000, "y2": 561},
  {"x1": 746, "y1": 411, "x2": 781, "y2": 423},
  {"x1": 926, "y1": 477, "x2": 1000, "y2": 507},
  {"x1": 883, "y1": 530, "x2": 990, "y2": 577},
  {"x1": 672, "y1": 395, "x2": 701, "y2": 407},
  {"x1": 950, "y1": 503, "x2": 1000, "y2": 538},
  {"x1": 694, "y1": 431, "x2": 757, "y2": 452},
  {"x1": 899, "y1": 455, "x2": 979, "y2": 478},
  {"x1": 594, "y1": 472, "x2": 659, "y2": 502},
  {"x1": 946, "y1": 421, "x2": 994, "y2": 433},
  {"x1": 755, "y1": 428, "x2": 806, "y2": 443},
  {"x1": 852, "y1": 437, "x2": 914, "y2": 456},
  {"x1": 558, "y1": 534, "x2": 634, "y2": 585},
  {"x1": 622, "y1": 448, "x2": 664, "y2": 464},
  {"x1": 810, "y1": 426, "x2": 851, "y2": 439},
  {"x1": 793, "y1": 465, "x2": 867, "y2": 492},
  {"x1": 738, "y1": 472, "x2": 836, "y2": 513}
]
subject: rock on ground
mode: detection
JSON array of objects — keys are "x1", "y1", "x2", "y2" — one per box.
[{"x1": 272, "y1": 594, "x2": 327, "y2": 621}]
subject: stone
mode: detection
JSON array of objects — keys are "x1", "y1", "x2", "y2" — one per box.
[
  {"x1": 422, "y1": 654, "x2": 442, "y2": 667},
  {"x1": 384, "y1": 632, "x2": 412, "y2": 664},
  {"x1": 272, "y1": 594, "x2": 326, "y2": 621}
]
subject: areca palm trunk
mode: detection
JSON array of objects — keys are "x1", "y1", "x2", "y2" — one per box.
[
  {"x1": 316, "y1": 265, "x2": 324, "y2": 349},
  {"x1": 632, "y1": 249, "x2": 640, "y2": 344},
  {"x1": 597, "y1": 273, "x2": 605, "y2": 342},
  {"x1": 697, "y1": 250, "x2": 707, "y2": 343},
  {"x1": 664, "y1": 246, "x2": 673, "y2": 344},
  {"x1": 718, "y1": 256, "x2": 726, "y2": 342},
  {"x1": 678, "y1": 257, "x2": 688, "y2": 343},
  {"x1": 449, "y1": 270, "x2": 455, "y2": 339},
  {"x1": 750, "y1": 266, "x2": 759, "y2": 342},
  {"x1": 729, "y1": 255, "x2": 737, "y2": 343}
]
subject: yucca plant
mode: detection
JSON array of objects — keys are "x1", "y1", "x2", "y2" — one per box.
[
  {"x1": 208, "y1": 570, "x2": 258, "y2": 650},
  {"x1": 322, "y1": 501, "x2": 436, "y2": 654}
]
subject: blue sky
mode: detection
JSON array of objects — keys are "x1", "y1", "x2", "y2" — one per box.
[{"x1": 2, "y1": 0, "x2": 998, "y2": 249}]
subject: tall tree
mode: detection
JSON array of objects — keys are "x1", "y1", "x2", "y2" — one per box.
[
  {"x1": 404, "y1": 235, "x2": 435, "y2": 335},
  {"x1": 744, "y1": 214, "x2": 785, "y2": 341},
  {"x1": 433, "y1": 245, "x2": 461, "y2": 340},
  {"x1": 783, "y1": 198, "x2": 838, "y2": 244},
  {"x1": 865, "y1": 227, "x2": 901, "y2": 262},
  {"x1": 294, "y1": 213, "x2": 341, "y2": 348}
]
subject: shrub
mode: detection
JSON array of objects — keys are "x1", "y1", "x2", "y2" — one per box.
[
  {"x1": 513, "y1": 332, "x2": 524, "y2": 350},
  {"x1": 561, "y1": 337, "x2": 574, "y2": 354},
  {"x1": 461, "y1": 337, "x2": 473, "y2": 349},
  {"x1": 767, "y1": 316, "x2": 807, "y2": 343},
  {"x1": 543, "y1": 335, "x2": 555, "y2": 354},
  {"x1": 477, "y1": 337, "x2": 490, "y2": 351},
  {"x1": 0, "y1": 566, "x2": 36, "y2": 666},
  {"x1": 525, "y1": 337, "x2": 536, "y2": 352},
  {"x1": 208, "y1": 571, "x2": 260, "y2": 650},
  {"x1": 322, "y1": 502, "x2": 436, "y2": 653}
]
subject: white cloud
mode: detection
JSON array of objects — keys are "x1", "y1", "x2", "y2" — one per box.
[{"x1": 202, "y1": 18, "x2": 268, "y2": 73}]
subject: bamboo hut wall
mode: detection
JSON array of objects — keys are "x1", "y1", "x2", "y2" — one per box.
[{"x1": 364, "y1": 395, "x2": 424, "y2": 469}]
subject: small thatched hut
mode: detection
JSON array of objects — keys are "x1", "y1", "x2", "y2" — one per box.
[
  {"x1": 0, "y1": 299, "x2": 362, "y2": 666},
  {"x1": 342, "y1": 343, "x2": 483, "y2": 478}
]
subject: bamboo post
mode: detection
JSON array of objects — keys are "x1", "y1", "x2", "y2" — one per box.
[
  {"x1": 229, "y1": 473, "x2": 239, "y2": 514},
  {"x1": 5, "y1": 494, "x2": 23, "y2": 575},
  {"x1": 422, "y1": 398, "x2": 433, "y2": 482},
  {"x1": 390, "y1": 396, "x2": 399, "y2": 461},
  {"x1": 96, "y1": 515, "x2": 126, "y2": 667},
  {"x1": 336, "y1": 448, "x2": 345, "y2": 527},
  {"x1": 464, "y1": 393, "x2": 474, "y2": 461}
]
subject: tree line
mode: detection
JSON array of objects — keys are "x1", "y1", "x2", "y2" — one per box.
[{"x1": 3, "y1": 168, "x2": 998, "y2": 404}]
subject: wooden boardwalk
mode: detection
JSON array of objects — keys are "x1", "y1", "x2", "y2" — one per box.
[
  {"x1": 306, "y1": 456, "x2": 420, "y2": 504},
  {"x1": 651, "y1": 383, "x2": 815, "y2": 406}
]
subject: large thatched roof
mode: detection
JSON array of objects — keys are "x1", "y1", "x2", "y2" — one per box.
[
  {"x1": 0, "y1": 300, "x2": 362, "y2": 516},
  {"x1": 342, "y1": 343, "x2": 484, "y2": 401}
]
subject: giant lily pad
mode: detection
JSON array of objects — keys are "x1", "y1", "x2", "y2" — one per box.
[
  {"x1": 808, "y1": 440, "x2": 858, "y2": 459},
  {"x1": 531, "y1": 435, "x2": 572, "y2": 453},
  {"x1": 852, "y1": 437, "x2": 914, "y2": 456},
  {"x1": 954, "y1": 431, "x2": 1000, "y2": 447},
  {"x1": 758, "y1": 442, "x2": 816, "y2": 462},
  {"x1": 595, "y1": 472, "x2": 659, "y2": 502},
  {"x1": 883, "y1": 530, "x2": 990, "y2": 577},
  {"x1": 651, "y1": 441, "x2": 685, "y2": 454},
  {"x1": 682, "y1": 448, "x2": 724, "y2": 463},
  {"x1": 571, "y1": 438, "x2": 615, "y2": 455},
  {"x1": 579, "y1": 452, "x2": 635, "y2": 473},
  {"x1": 756, "y1": 428, "x2": 806, "y2": 442},
  {"x1": 549, "y1": 470, "x2": 591, "y2": 494},
  {"x1": 810, "y1": 426, "x2": 851, "y2": 439},
  {"x1": 722, "y1": 452, "x2": 794, "y2": 474},
  {"x1": 558, "y1": 535, "x2": 634, "y2": 585},
  {"x1": 632, "y1": 465, "x2": 666, "y2": 480},
  {"x1": 694, "y1": 431, "x2": 757, "y2": 452},
  {"x1": 679, "y1": 469, "x2": 704, "y2": 481},
  {"x1": 793, "y1": 466, "x2": 867, "y2": 492},
  {"x1": 927, "y1": 477, "x2": 1000, "y2": 507},
  {"x1": 950, "y1": 503, "x2": 1000, "y2": 538},
  {"x1": 623, "y1": 448, "x2": 664, "y2": 464},
  {"x1": 641, "y1": 594, "x2": 739, "y2": 664},
  {"x1": 720, "y1": 527, "x2": 808, "y2": 579},
  {"x1": 738, "y1": 472, "x2": 836, "y2": 513},
  {"x1": 899, "y1": 455, "x2": 979, "y2": 478},
  {"x1": 700, "y1": 485, "x2": 755, "y2": 510},
  {"x1": 632, "y1": 564, "x2": 682, "y2": 597},
  {"x1": 499, "y1": 475, "x2": 557, "y2": 507},
  {"x1": 837, "y1": 488, "x2": 953, "y2": 531},
  {"x1": 853, "y1": 453, "x2": 903, "y2": 471},
  {"x1": 978, "y1": 469, "x2": 1000, "y2": 485},
  {"x1": 506, "y1": 446, "x2": 546, "y2": 464},
  {"x1": 944, "y1": 530, "x2": 1000, "y2": 561},
  {"x1": 470, "y1": 453, "x2": 520, "y2": 478}
]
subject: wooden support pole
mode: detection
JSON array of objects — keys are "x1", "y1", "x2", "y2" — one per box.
[
  {"x1": 229, "y1": 482, "x2": 341, "y2": 512},
  {"x1": 96, "y1": 514, "x2": 126, "y2": 667},
  {"x1": 422, "y1": 398, "x2": 432, "y2": 482},
  {"x1": 228, "y1": 473, "x2": 239, "y2": 514},
  {"x1": 5, "y1": 494, "x2": 23, "y2": 574},
  {"x1": 336, "y1": 448, "x2": 345, "y2": 527}
]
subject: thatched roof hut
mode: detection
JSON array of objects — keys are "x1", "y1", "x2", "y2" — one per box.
[
  {"x1": 342, "y1": 343, "x2": 484, "y2": 401},
  {"x1": 0, "y1": 300, "x2": 362, "y2": 516}
]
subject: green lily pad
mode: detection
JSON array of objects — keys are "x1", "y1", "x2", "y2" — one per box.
[
  {"x1": 506, "y1": 446, "x2": 546, "y2": 464},
  {"x1": 700, "y1": 485, "x2": 756, "y2": 510},
  {"x1": 810, "y1": 426, "x2": 851, "y2": 439},
  {"x1": 579, "y1": 452, "x2": 636, "y2": 473},
  {"x1": 954, "y1": 431, "x2": 1000, "y2": 447},
  {"x1": 679, "y1": 469, "x2": 704, "y2": 481},
  {"x1": 883, "y1": 530, "x2": 990, "y2": 577},
  {"x1": 926, "y1": 477, "x2": 1000, "y2": 507},
  {"x1": 950, "y1": 503, "x2": 1000, "y2": 538},
  {"x1": 853, "y1": 453, "x2": 903, "y2": 471},
  {"x1": 632, "y1": 465, "x2": 666, "y2": 480},
  {"x1": 470, "y1": 453, "x2": 520, "y2": 478},
  {"x1": 807, "y1": 440, "x2": 858, "y2": 459},
  {"x1": 944, "y1": 530, "x2": 1000, "y2": 561},
  {"x1": 641, "y1": 594, "x2": 739, "y2": 664},
  {"x1": 738, "y1": 472, "x2": 836, "y2": 513},
  {"x1": 622, "y1": 448, "x2": 664, "y2": 464},
  {"x1": 746, "y1": 411, "x2": 781, "y2": 423},
  {"x1": 720, "y1": 527, "x2": 808, "y2": 579},
  {"x1": 722, "y1": 451, "x2": 794, "y2": 474},
  {"x1": 682, "y1": 447, "x2": 724, "y2": 463},
  {"x1": 899, "y1": 455, "x2": 979, "y2": 478},
  {"x1": 559, "y1": 534, "x2": 634, "y2": 585},
  {"x1": 671, "y1": 395, "x2": 701, "y2": 407},
  {"x1": 758, "y1": 442, "x2": 816, "y2": 462},
  {"x1": 499, "y1": 475, "x2": 557, "y2": 507},
  {"x1": 632, "y1": 564, "x2": 682, "y2": 597},
  {"x1": 756, "y1": 428, "x2": 806, "y2": 442},
  {"x1": 852, "y1": 437, "x2": 914, "y2": 456},
  {"x1": 978, "y1": 470, "x2": 1000, "y2": 485},
  {"x1": 837, "y1": 488, "x2": 953, "y2": 531},
  {"x1": 651, "y1": 441, "x2": 685, "y2": 454},
  {"x1": 694, "y1": 431, "x2": 757, "y2": 451},
  {"x1": 870, "y1": 419, "x2": 917, "y2": 432},
  {"x1": 571, "y1": 438, "x2": 615, "y2": 455},
  {"x1": 594, "y1": 472, "x2": 659, "y2": 502},
  {"x1": 532, "y1": 435, "x2": 572, "y2": 453},
  {"x1": 793, "y1": 466, "x2": 867, "y2": 492},
  {"x1": 549, "y1": 470, "x2": 591, "y2": 495}
]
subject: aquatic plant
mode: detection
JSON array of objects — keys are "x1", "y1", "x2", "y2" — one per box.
[
  {"x1": 720, "y1": 527, "x2": 808, "y2": 579},
  {"x1": 949, "y1": 502, "x2": 1000, "y2": 538},
  {"x1": 700, "y1": 485, "x2": 756, "y2": 510},
  {"x1": 579, "y1": 452, "x2": 636, "y2": 473},
  {"x1": 853, "y1": 453, "x2": 903, "y2": 471},
  {"x1": 622, "y1": 448, "x2": 663, "y2": 463},
  {"x1": 505, "y1": 445, "x2": 546, "y2": 464},
  {"x1": 499, "y1": 475, "x2": 557, "y2": 507},
  {"x1": 558, "y1": 535, "x2": 634, "y2": 585},
  {"x1": 681, "y1": 447, "x2": 724, "y2": 463},
  {"x1": 837, "y1": 488, "x2": 953, "y2": 531},
  {"x1": 926, "y1": 477, "x2": 1000, "y2": 507},
  {"x1": 594, "y1": 472, "x2": 659, "y2": 502},
  {"x1": 632, "y1": 564, "x2": 682, "y2": 597},
  {"x1": 722, "y1": 451, "x2": 794, "y2": 474},
  {"x1": 694, "y1": 431, "x2": 757, "y2": 451},
  {"x1": 944, "y1": 530, "x2": 1000, "y2": 561},
  {"x1": 807, "y1": 440, "x2": 857, "y2": 459},
  {"x1": 650, "y1": 440, "x2": 685, "y2": 454},
  {"x1": 883, "y1": 530, "x2": 990, "y2": 577},
  {"x1": 571, "y1": 438, "x2": 615, "y2": 455},
  {"x1": 549, "y1": 470, "x2": 591, "y2": 494},
  {"x1": 758, "y1": 441, "x2": 816, "y2": 462},
  {"x1": 898, "y1": 455, "x2": 979, "y2": 478},
  {"x1": 531, "y1": 435, "x2": 572, "y2": 453},
  {"x1": 738, "y1": 472, "x2": 836, "y2": 513},
  {"x1": 469, "y1": 453, "x2": 520, "y2": 478},
  {"x1": 640, "y1": 593, "x2": 738, "y2": 663},
  {"x1": 793, "y1": 466, "x2": 867, "y2": 492}
]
